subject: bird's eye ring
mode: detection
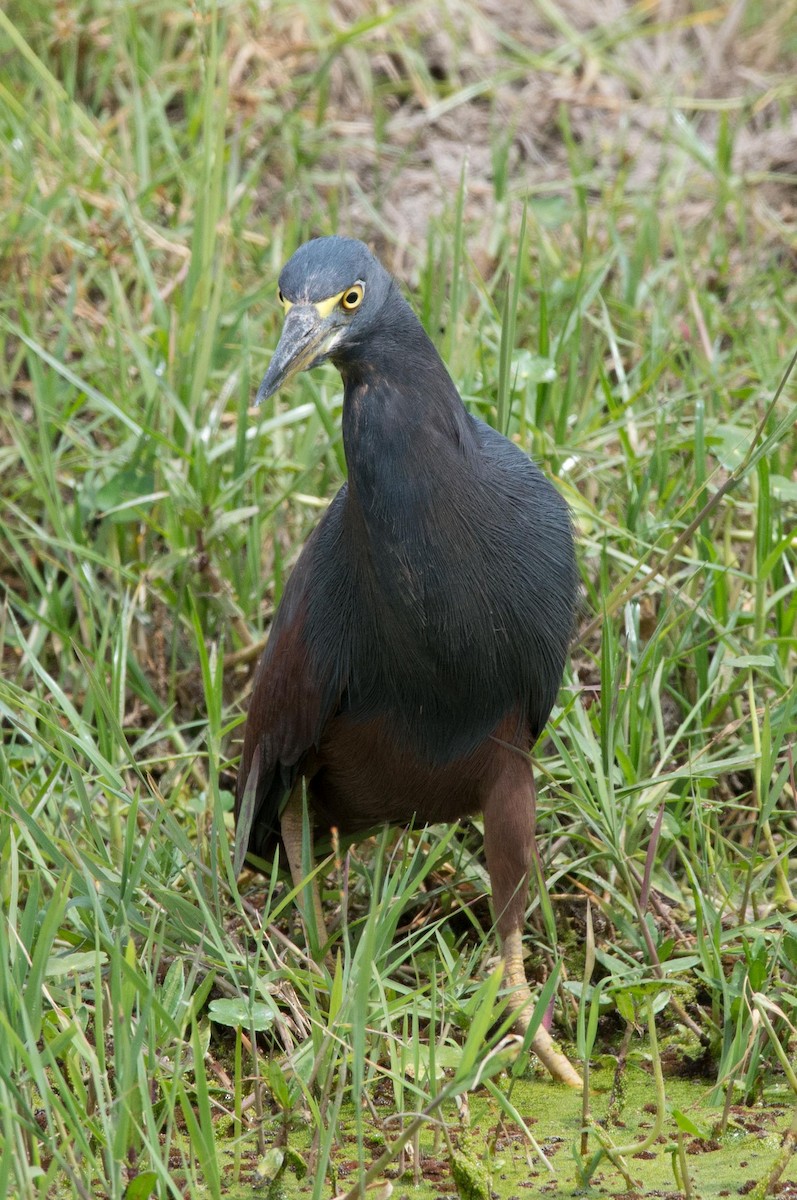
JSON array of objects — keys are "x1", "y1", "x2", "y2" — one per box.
[{"x1": 341, "y1": 283, "x2": 364, "y2": 311}]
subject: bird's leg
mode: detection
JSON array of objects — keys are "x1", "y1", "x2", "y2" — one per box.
[
  {"x1": 482, "y1": 761, "x2": 583, "y2": 1089},
  {"x1": 280, "y1": 783, "x2": 329, "y2": 961}
]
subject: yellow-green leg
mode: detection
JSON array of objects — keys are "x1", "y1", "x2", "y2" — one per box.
[
  {"x1": 502, "y1": 927, "x2": 583, "y2": 1089},
  {"x1": 483, "y1": 761, "x2": 583, "y2": 1090}
]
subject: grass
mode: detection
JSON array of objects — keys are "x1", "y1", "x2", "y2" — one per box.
[{"x1": 1, "y1": 1, "x2": 797, "y2": 1197}]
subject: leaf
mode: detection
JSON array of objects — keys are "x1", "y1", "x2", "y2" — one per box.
[
  {"x1": 46, "y1": 951, "x2": 106, "y2": 978},
  {"x1": 771, "y1": 473, "x2": 797, "y2": 501},
  {"x1": 254, "y1": 1147, "x2": 284, "y2": 1184},
  {"x1": 160, "y1": 959, "x2": 186, "y2": 1021},
  {"x1": 708, "y1": 423, "x2": 748, "y2": 471},
  {"x1": 658, "y1": 937, "x2": 676, "y2": 963},
  {"x1": 724, "y1": 654, "x2": 775, "y2": 669},
  {"x1": 615, "y1": 990, "x2": 636, "y2": 1025},
  {"x1": 207, "y1": 998, "x2": 274, "y2": 1030},
  {"x1": 671, "y1": 1108, "x2": 709, "y2": 1138},
  {"x1": 123, "y1": 1172, "x2": 158, "y2": 1199},
  {"x1": 266, "y1": 1060, "x2": 294, "y2": 1109},
  {"x1": 511, "y1": 349, "x2": 557, "y2": 385}
]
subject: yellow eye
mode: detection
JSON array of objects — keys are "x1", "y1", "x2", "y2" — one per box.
[{"x1": 341, "y1": 283, "x2": 364, "y2": 312}]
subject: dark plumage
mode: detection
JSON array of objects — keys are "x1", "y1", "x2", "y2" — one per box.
[{"x1": 236, "y1": 236, "x2": 581, "y2": 1086}]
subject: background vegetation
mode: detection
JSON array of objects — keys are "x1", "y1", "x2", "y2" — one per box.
[{"x1": 1, "y1": 1, "x2": 796, "y2": 1197}]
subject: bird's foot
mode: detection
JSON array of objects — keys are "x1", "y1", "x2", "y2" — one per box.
[
  {"x1": 527, "y1": 1020, "x2": 583, "y2": 1090},
  {"x1": 502, "y1": 931, "x2": 583, "y2": 1089}
]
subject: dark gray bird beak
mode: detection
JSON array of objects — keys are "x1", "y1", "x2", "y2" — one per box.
[{"x1": 255, "y1": 304, "x2": 338, "y2": 405}]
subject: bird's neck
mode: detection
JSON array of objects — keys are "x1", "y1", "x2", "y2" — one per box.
[{"x1": 337, "y1": 290, "x2": 473, "y2": 507}]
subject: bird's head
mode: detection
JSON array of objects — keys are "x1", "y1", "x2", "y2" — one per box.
[{"x1": 255, "y1": 237, "x2": 394, "y2": 404}]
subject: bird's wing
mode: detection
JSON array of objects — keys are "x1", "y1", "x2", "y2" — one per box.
[{"x1": 234, "y1": 492, "x2": 348, "y2": 873}]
